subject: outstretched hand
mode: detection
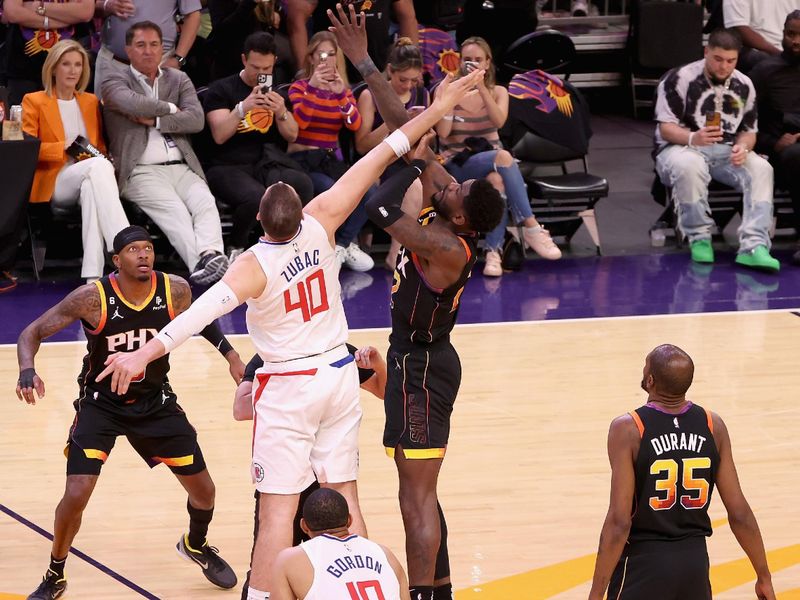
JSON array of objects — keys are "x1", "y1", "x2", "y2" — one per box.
[
  {"x1": 434, "y1": 70, "x2": 485, "y2": 114},
  {"x1": 327, "y1": 3, "x2": 368, "y2": 63},
  {"x1": 96, "y1": 350, "x2": 150, "y2": 396}
]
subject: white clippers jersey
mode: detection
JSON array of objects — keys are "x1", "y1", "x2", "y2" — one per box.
[
  {"x1": 300, "y1": 534, "x2": 401, "y2": 600},
  {"x1": 246, "y1": 214, "x2": 348, "y2": 362}
]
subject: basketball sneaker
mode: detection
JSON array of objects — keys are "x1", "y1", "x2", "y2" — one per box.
[
  {"x1": 176, "y1": 533, "x2": 237, "y2": 589},
  {"x1": 27, "y1": 570, "x2": 66, "y2": 600}
]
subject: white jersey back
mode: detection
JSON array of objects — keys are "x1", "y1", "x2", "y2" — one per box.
[
  {"x1": 246, "y1": 215, "x2": 348, "y2": 362},
  {"x1": 301, "y1": 534, "x2": 401, "y2": 600}
]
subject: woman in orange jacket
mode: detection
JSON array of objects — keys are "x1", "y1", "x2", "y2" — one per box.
[{"x1": 22, "y1": 39, "x2": 128, "y2": 282}]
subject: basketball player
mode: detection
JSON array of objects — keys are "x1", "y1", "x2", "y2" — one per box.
[
  {"x1": 96, "y1": 68, "x2": 487, "y2": 600},
  {"x1": 587, "y1": 344, "x2": 776, "y2": 600},
  {"x1": 327, "y1": 9, "x2": 504, "y2": 598},
  {"x1": 15, "y1": 226, "x2": 244, "y2": 600},
  {"x1": 271, "y1": 487, "x2": 411, "y2": 600},
  {"x1": 233, "y1": 345, "x2": 386, "y2": 600}
]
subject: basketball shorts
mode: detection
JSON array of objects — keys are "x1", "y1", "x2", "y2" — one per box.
[
  {"x1": 607, "y1": 537, "x2": 711, "y2": 600},
  {"x1": 251, "y1": 344, "x2": 362, "y2": 494},
  {"x1": 66, "y1": 386, "x2": 205, "y2": 477},
  {"x1": 383, "y1": 342, "x2": 461, "y2": 459}
]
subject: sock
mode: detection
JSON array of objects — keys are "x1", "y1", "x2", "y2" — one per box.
[
  {"x1": 433, "y1": 583, "x2": 453, "y2": 600},
  {"x1": 246, "y1": 586, "x2": 269, "y2": 600},
  {"x1": 409, "y1": 586, "x2": 434, "y2": 600},
  {"x1": 48, "y1": 554, "x2": 67, "y2": 579},
  {"x1": 187, "y1": 499, "x2": 214, "y2": 550}
]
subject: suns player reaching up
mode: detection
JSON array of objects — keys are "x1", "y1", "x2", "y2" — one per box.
[
  {"x1": 96, "y1": 65, "x2": 487, "y2": 600},
  {"x1": 588, "y1": 344, "x2": 775, "y2": 600},
  {"x1": 15, "y1": 225, "x2": 244, "y2": 600}
]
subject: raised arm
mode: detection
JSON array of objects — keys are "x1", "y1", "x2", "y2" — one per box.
[
  {"x1": 305, "y1": 69, "x2": 484, "y2": 237},
  {"x1": 712, "y1": 413, "x2": 775, "y2": 600},
  {"x1": 587, "y1": 415, "x2": 638, "y2": 600},
  {"x1": 16, "y1": 284, "x2": 101, "y2": 404}
]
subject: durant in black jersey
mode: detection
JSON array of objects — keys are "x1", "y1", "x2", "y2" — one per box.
[
  {"x1": 365, "y1": 151, "x2": 504, "y2": 595},
  {"x1": 588, "y1": 344, "x2": 776, "y2": 600},
  {"x1": 15, "y1": 226, "x2": 244, "y2": 597}
]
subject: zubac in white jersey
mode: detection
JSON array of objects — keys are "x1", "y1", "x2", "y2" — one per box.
[
  {"x1": 301, "y1": 533, "x2": 401, "y2": 600},
  {"x1": 246, "y1": 214, "x2": 348, "y2": 361}
]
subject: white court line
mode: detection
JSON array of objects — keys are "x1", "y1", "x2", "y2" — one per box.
[{"x1": 2, "y1": 306, "x2": 800, "y2": 349}]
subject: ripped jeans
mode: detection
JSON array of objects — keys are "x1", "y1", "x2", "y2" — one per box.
[{"x1": 655, "y1": 143, "x2": 774, "y2": 252}]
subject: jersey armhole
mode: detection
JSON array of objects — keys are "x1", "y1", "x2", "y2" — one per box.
[
  {"x1": 85, "y1": 280, "x2": 107, "y2": 335},
  {"x1": 704, "y1": 407, "x2": 714, "y2": 435},
  {"x1": 163, "y1": 273, "x2": 176, "y2": 320},
  {"x1": 629, "y1": 410, "x2": 644, "y2": 438},
  {"x1": 457, "y1": 235, "x2": 472, "y2": 261}
]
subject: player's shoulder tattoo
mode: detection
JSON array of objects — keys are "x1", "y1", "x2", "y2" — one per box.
[
  {"x1": 68, "y1": 281, "x2": 103, "y2": 320},
  {"x1": 167, "y1": 273, "x2": 192, "y2": 313}
]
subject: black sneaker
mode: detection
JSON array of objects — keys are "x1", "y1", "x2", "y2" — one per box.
[
  {"x1": 176, "y1": 533, "x2": 237, "y2": 589},
  {"x1": 189, "y1": 252, "x2": 229, "y2": 285},
  {"x1": 27, "y1": 570, "x2": 67, "y2": 600}
]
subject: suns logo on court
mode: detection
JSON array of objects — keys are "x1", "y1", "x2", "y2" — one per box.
[{"x1": 238, "y1": 108, "x2": 274, "y2": 134}]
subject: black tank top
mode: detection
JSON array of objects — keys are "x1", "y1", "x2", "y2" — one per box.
[
  {"x1": 389, "y1": 207, "x2": 478, "y2": 347},
  {"x1": 78, "y1": 271, "x2": 175, "y2": 405},
  {"x1": 629, "y1": 403, "x2": 719, "y2": 543}
]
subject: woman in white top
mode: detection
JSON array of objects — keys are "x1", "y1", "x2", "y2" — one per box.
[{"x1": 22, "y1": 39, "x2": 129, "y2": 283}]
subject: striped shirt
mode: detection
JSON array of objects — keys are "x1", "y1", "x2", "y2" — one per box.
[
  {"x1": 438, "y1": 96, "x2": 501, "y2": 161},
  {"x1": 289, "y1": 79, "x2": 362, "y2": 149}
]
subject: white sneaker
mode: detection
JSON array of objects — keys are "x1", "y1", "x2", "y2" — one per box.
[
  {"x1": 336, "y1": 243, "x2": 374, "y2": 272},
  {"x1": 571, "y1": 0, "x2": 588, "y2": 15},
  {"x1": 523, "y1": 226, "x2": 562, "y2": 260},
  {"x1": 227, "y1": 247, "x2": 244, "y2": 263},
  {"x1": 483, "y1": 250, "x2": 503, "y2": 277}
]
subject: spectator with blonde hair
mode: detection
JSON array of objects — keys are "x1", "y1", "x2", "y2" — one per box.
[
  {"x1": 22, "y1": 39, "x2": 129, "y2": 283},
  {"x1": 436, "y1": 36, "x2": 561, "y2": 277},
  {"x1": 289, "y1": 30, "x2": 374, "y2": 271}
]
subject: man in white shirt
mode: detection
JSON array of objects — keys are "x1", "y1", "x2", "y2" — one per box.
[
  {"x1": 102, "y1": 21, "x2": 229, "y2": 285},
  {"x1": 271, "y1": 488, "x2": 410, "y2": 600},
  {"x1": 724, "y1": 0, "x2": 800, "y2": 71}
]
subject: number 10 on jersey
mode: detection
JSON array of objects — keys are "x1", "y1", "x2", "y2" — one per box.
[
  {"x1": 347, "y1": 580, "x2": 385, "y2": 600},
  {"x1": 284, "y1": 269, "x2": 329, "y2": 322}
]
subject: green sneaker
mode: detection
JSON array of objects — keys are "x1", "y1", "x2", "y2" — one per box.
[
  {"x1": 690, "y1": 239, "x2": 714, "y2": 264},
  {"x1": 735, "y1": 245, "x2": 780, "y2": 272}
]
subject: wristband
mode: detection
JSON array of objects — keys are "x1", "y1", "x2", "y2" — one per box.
[
  {"x1": 43, "y1": 15, "x2": 49, "y2": 30},
  {"x1": 687, "y1": 132, "x2": 695, "y2": 148},
  {"x1": 384, "y1": 129, "x2": 411, "y2": 158},
  {"x1": 236, "y1": 102, "x2": 245, "y2": 118},
  {"x1": 18, "y1": 368, "x2": 37, "y2": 389},
  {"x1": 103, "y1": 0, "x2": 110, "y2": 14}
]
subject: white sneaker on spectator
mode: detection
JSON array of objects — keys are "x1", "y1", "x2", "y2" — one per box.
[
  {"x1": 190, "y1": 251, "x2": 229, "y2": 285},
  {"x1": 571, "y1": 0, "x2": 588, "y2": 15},
  {"x1": 227, "y1": 247, "x2": 244, "y2": 263},
  {"x1": 523, "y1": 226, "x2": 562, "y2": 260},
  {"x1": 336, "y1": 243, "x2": 374, "y2": 272},
  {"x1": 483, "y1": 250, "x2": 503, "y2": 277}
]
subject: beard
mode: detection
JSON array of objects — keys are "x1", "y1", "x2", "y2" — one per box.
[{"x1": 431, "y1": 191, "x2": 451, "y2": 220}]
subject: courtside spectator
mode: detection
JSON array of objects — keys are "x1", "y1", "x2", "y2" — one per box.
[{"x1": 723, "y1": 0, "x2": 800, "y2": 72}]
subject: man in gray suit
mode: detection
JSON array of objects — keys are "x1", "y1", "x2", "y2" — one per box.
[{"x1": 102, "y1": 20, "x2": 228, "y2": 285}]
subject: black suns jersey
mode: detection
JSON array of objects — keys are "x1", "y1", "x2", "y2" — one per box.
[
  {"x1": 390, "y1": 207, "x2": 478, "y2": 347},
  {"x1": 629, "y1": 403, "x2": 719, "y2": 543},
  {"x1": 78, "y1": 271, "x2": 175, "y2": 405}
]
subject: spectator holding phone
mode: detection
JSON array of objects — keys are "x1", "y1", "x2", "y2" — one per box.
[
  {"x1": 288, "y1": 31, "x2": 374, "y2": 271},
  {"x1": 436, "y1": 36, "x2": 561, "y2": 277},
  {"x1": 654, "y1": 28, "x2": 779, "y2": 271},
  {"x1": 204, "y1": 31, "x2": 311, "y2": 261},
  {"x1": 356, "y1": 37, "x2": 429, "y2": 269}
]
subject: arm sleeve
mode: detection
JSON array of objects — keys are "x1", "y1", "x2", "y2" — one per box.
[
  {"x1": 345, "y1": 343, "x2": 375, "y2": 384},
  {"x1": 199, "y1": 320, "x2": 234, "y2": 356},
  {"x1": 340, "y1": 88, "x2": 362, "y2": 131},
  {"x1": 22, "y1": 95, "x2": 65, "y2": 162},
  {"x1": 365, "y1": 159, "x2": 426, "y2": 229}
]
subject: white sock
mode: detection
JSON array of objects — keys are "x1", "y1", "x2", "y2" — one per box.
[{"x1": 247, "y1": 587, "x2": 269, "y2": 600}]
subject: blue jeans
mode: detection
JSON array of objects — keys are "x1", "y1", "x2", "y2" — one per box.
[
  {"x1": 445, "y1": 150, "x2": 532, "y2": 251},
  {"x1": 655, "y1": 143, "x2": 774, "y2": 252}
]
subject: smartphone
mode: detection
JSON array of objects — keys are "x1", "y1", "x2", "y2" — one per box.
[
  {"x1": 705, "y1": 111, "x2": 721, "y2": 129},
  {"x1": 257, "y1": 73, "x2": 273, "y2": 94},
  {"x1": 464, "y1": 60, "x2": 479, "y2": 72},
  {"x1": 318, "y1": 51, "x2": 330, "y2": 65}
]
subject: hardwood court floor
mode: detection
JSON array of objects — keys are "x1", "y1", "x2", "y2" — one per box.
[{"x1": 2, "y1": 311, "x2": 799, "y2": 599}]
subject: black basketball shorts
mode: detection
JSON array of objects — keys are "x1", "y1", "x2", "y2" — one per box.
[
  {"x1": 383, "y1": 342, "x2": 461, "y2": 459},
  {"x1": 65, "y1": 387, "x2": 206, "y2": 476},
  {"x1": 607, "y1": 537, "x2": 711, "y2": 600}
]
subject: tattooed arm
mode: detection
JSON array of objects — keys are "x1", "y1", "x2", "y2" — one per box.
[
  {"x1": 16, "y1": 283, "x2": 102, "y2": 404},
  {"x1": 168, "y1": 274, "x2": 245, "y2": 384}
]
